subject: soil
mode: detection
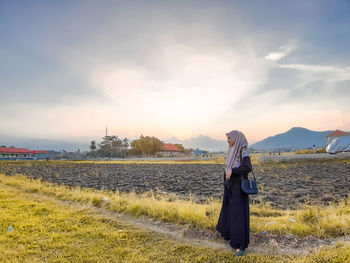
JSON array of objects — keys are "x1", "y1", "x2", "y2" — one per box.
[{"x1": 0, "y1": 160, "x2": 349, "y2": 209}]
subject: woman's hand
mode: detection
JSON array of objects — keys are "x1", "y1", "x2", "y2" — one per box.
[{"x1": 225, "y1": 170, "x2": 232, "y2": 180}]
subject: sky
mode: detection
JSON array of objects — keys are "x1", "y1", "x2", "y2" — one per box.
[{"x1": 1, "y1": 0, "x2": 350, "y2": 145}]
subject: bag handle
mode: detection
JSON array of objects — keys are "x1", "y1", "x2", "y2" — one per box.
[{"x1": 240, "y1": 147, "x2": 256, "y2": 181}]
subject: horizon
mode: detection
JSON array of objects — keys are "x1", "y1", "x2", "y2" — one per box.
[
  {"x1": 0, "y1": 126, "x2": 345, "y2": 152},
  {"x1": 1, "y1": 1, "x2": 350, "y2": 144}
]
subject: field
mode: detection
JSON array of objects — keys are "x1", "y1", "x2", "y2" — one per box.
[
  {"x1": 0, "y1": 159, "x2": 349, "y2": 209},
  {"x1": 0, "y1": 159, "x2": 349, "y2": 262}
]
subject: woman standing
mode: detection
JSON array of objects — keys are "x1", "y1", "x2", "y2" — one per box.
[{"x1": 216, "y1": 130, "x2": 252, "y2": 256}]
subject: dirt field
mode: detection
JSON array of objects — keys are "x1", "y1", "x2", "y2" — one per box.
[{"x1": 0, "y1": 160, "x2": 349, "y2": 209}]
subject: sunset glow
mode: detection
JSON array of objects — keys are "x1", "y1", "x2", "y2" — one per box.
[{"x1": 1, "y1": 1, "x2": 349, "y2": 148}]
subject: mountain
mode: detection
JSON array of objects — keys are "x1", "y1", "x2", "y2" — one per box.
[
  {"x1": 251, "y1": 127, "x2": 333, "y2": 150},
  {"x1": 0, "y1": 134, "x2": 88, "y2": 152},
  {"x1": 166, "y1": 135, "x2": 227, "y2": 152},
  {"x1": 2, "y1": 127, "x2": 341, "y2": 152}
]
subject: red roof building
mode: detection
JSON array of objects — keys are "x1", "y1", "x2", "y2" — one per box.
[
  {"x1": 157, "y1": 143, "x2": 182, "y2": 157},
  {"x1": 0, "y1": 147, "x2": 34, "y2": 160},
  {"x1": 161, "y1": 143, "x2": 181, "y2": 152},
  {"x1": 0, "y1": 147, "x2": 31, "y2": 154},
  {"x1": 0, "y1": 147, "x2": 51, "y2": 160},
  {"x1": 32, "y1": 150, "x2": 50, "y2": 154}
]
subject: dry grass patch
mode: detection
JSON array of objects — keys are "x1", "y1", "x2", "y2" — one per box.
[
  {"x1": 1, "y1": 174, "x2": 349, "y2": 239},
  {"x1": 2, "y1": 181, "x2": 292, "y2": 262},
  {"x1": 295, "y1": 148, "x2": 327, "y2": 154},
  {"x1": 1, "y1": 174, "x2": 350, "y2": 262}
]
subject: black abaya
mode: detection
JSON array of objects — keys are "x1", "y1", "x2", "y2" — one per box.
[{"x1": 216, "y1": 156, "x2": 252, "y2": 250}]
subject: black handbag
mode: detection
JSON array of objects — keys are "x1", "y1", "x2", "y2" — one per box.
[
  {"x1": 241, "y1": 172, "x2": 258, "y2": 195},
  {"x1": 240, "y1": 148, "x2": 258, "y2": 195}
]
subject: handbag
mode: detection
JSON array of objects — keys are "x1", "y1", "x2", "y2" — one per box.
[
  {"x1": 240, "y1": 148, "x2": 258, "y2": 195},
  {"x1": 241, "y1": 172, "x2": 258, "y2": 195}
]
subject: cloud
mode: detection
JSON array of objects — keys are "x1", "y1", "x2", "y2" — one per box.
[
  {"x1": 226, "y1": 47, "x2": 350, "y2": 141},
  {"x1": 277, "y1": 63, "x2": 350, "y2": 103},
  {"x1": 1, "y1": 1, "x2": 350, "y2": 143},
  {"x1": 84, "y1": 41, "x2": 270, "y2": 139},
  {"x1": 48, "y1": 5, "x2": 273, "y2": 140},
  {"x1": 335, "y1": 79, "x2": 350, "y2": 94},
  {"x1": 279, "y1": 63, "x2": 350, "y2": 79},
  {"x1": 250, "y1": 57, "x2": 350, "y2": 104},
  {"x1": 265, "y1": 39, "x2": 298, "y2": 61}
]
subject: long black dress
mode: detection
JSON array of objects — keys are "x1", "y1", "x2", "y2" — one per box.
[{"x1": 216, "y1": 156, "x2": 252, "y2": 250}]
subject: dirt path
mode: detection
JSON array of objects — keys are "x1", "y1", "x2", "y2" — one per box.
[{"x1": 2, "y1": 181, "x2": 349, "y2": 257}]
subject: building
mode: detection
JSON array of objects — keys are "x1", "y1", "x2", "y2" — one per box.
[
  {"x1": 157, "y1": 143, "x2": 182, "y2": 157},
  {"x1": 32, "y1": 150, "x2": 51, "y2": 160},
  {"x1": 192, "y1": 149, "x2": 209, "y2": 157},
  {"x1": 0, "y1": 147, "x2": 34, "y2": 160},
  {"x1": 326, "y1": 130, "x2": 350, "y2": 145}
]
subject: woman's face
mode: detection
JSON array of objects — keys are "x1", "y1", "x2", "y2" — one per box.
[{"x1": 227, "y1": 135, "x2": 235, "y2": 147}]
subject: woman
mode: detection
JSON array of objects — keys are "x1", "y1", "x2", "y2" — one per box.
[{"x1": 216, "y1": 130, "x2": 252, "y2": 256}]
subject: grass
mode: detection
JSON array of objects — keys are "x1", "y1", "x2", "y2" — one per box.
[
  {"x1": 295, "y1": 148, "x2": 327, "y2": 154},
  {"x1": 1, "y1": 174, "x2": 350, "y2": 262},
  {"x1": 251, "y1": 202, "x2": 350, "y2": 237},
  {"x1": 0, "y1": 174, "x2": 349, "y2": 239},
  {"x1": 1, "y1": 179, "x2": 288, "y2": 263}
]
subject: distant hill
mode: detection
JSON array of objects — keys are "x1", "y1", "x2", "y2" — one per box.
[
  {"x1": 2, "y1": 127, "x2": 345, "y2": 153},
  {"x1": 251, "y1": 127, "x2": 334, "y2": 150},
  {"x1": 166, "y1": 135, "x2": 227, "y2": 152},
  {"x1": 0, "y1": 133, "x2": 228, "y2": 153},
  {"x1": 0, "y1": 135, "x2": 88, "y2": 152}
]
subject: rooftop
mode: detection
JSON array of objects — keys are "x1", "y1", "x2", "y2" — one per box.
[
  {"x1": 32, "y1": 150, "x2": 50, "y2": 154},
  {"x1": 327, "y1": 130, "x2": 350, "y2": 137},
  {"x1": 0, "y1": 147, "x2": 31, "y2": 154},
  {"x1": 160, "y1": 143, "x2": 181, "y2": 152}
]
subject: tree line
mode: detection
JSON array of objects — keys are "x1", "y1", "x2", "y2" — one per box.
[{"x1": 89, "y1": 135, "x2": 188, "y2": 158}]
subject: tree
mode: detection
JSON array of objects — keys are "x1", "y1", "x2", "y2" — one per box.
[
  {"x1": 130, "y1": 135, "x2": 163, "y2": 156},
  {"x1": 185, "y1": 148, "x2": 194, "y2": 155},
  {"x1": 87, "y1": 135, "x2": 129, "y2": 158},
  {"x1": 123, "y1": 138, "x2": 129, "y2": 148},
  {"x1": 174, "y1": 144, "x2": 185, "y2": 153},
  {"x1": 90, "y1": 141, "x2": 97, "y2": 152},
  {"x1": 98, "y1": 135, "x2": 129, "y2": 157}
]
